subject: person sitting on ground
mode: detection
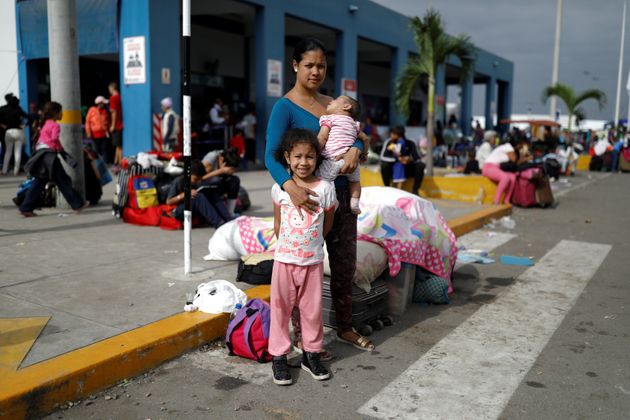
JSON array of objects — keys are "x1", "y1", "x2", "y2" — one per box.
[
  {"x1": 229, "y1": 128, "x2": 247, "y2": 169},
  {"x1": 166, "y1": 159, "x2": 232, "y2": 227},
  {"x1": 481, "y1": 139, "x2": 519, "y2": 205},
  {"x1": 19, "y1": 101, "x2": 90, "y2": 217},
  {"x1": 200, "y1": 148, "x2": 242, "y2": 218},
  {"x1": 315, "y1": 95, "x2": 370, "y2": 214},
  {"x1": 380, "y1": 125, "x2": 425, "y2": 195},
  {"x1": 160, "y1": 97, "x2": 180, "y2": 152},
  {"x1": 463, "y1": 150, "x2": 481, "y2": 174}
]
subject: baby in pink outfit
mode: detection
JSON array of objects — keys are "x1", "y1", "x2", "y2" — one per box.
[{"x1": 316, "y1": 95, "x2": 369, "y2": 214}]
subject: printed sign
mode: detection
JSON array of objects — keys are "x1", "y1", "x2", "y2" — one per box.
[
  {"x1": 123, "y1": 36, "x2": 146, "y2": 84},
  {"x1": 267, "y1": 59, "x2": 283, "y2": 97},
  {"x1": 341, "y1": 78, "x2": 357, "y2": 99}
]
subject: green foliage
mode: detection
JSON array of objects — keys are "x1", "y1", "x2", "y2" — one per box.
[{"x1": 541, "y1": 83, "x2": 606, "y2": 129}]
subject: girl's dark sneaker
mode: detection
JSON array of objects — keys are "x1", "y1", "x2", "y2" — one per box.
[
  {"x1": 301, "y1": 351, "x2": 330, "y2": 381},
  {"x1": 272, "y1": 355, "x2": 293, "y2": 386}
]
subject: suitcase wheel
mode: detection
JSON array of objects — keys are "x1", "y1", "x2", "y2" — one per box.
[
  {"x1": 359, "y1": 324, "x2": 373, "y2": 336},
  {"x1": 371, "y1": 319, "x2": 384, "y2": 331},
  {"x1": 381, "y1": 315, "x2": 394, "y2": 327}
]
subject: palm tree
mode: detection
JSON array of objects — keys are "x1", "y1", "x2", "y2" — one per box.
[
  {"x1": 395, "y1": 9, "x2": 476, "y2": 176},
  {"x1": 541, "y1": 83, "x2": 606, "y2": 131}
]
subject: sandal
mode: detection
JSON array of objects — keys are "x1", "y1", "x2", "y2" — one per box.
[
  {"x1": 292, "y1": 339, "x2": 333, "y2": 362},
  {"x1": 336, "y1": 329, "x2": 375, "y2": 352}
]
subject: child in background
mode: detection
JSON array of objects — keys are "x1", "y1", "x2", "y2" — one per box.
[
  {"x1": 19, "y1": 101, "x2": 89, "y2": 217},
  {"x1": 270, "y1": 128, "x2": 337, "y2": 386},
  {"x1": 387, "y1": 127, "x2": 408, "y2": 189},
  {"x1": 316, "y1": 95, "x2": 369, "y2": 214}
]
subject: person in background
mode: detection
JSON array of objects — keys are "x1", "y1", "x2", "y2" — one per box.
[
  {"x1": 475, "y1": 130, "x2": 495, "y2": 168},
  {"x1": 108, "y1": 82, "x2": 123, "y2": 171},
  {"x1": 380, "y1": 126, "x2": 425, "y2": 195},
  {"x1": 165, "y1": 159, "x2": 230, "y2": 227},
  {"x1": 236, "y1": 104, "x2": 256, "y2": 164},
  {"x1": 201, "y1": 148, "x2": 241, "y2": 218},
  {"x1": 160, "y1": 97, "x2": 179, "y2": 152},
  {"x1": 481, "y1": 139, "x2": 518, "y2": 205},
  {"x1": 19, "y1": 101, "x2": 89, "y2": 216},
  {"x1": 85, "y1": 96, "x2": 111, "y2": 160},
  {"x1": 0, "y1": 94, "x2": 28, "y2": 175}
]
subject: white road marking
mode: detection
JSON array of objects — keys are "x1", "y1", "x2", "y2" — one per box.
[
  {"x1": 553, "y1": 172, "x2": 611, "y2": 198},
  {"x1": 358, "y1": 240, "x2": 611, "y2": 420}
]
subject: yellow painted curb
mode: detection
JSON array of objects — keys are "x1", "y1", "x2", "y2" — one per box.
[
  {"x1": 447, "y1": 204, "x2": 512, "y2": 237},
  {"x1": 58, "y1": 110, "x2": 82, "y2": 125},
  {"x1": 0, "y1": 285, "x2": 270, "y2": 420},
  {"x1": 361, "y1": 168, "x2": 498, "y2": 204}
]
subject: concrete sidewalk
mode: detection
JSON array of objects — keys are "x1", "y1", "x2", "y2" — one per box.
[{"x1": 0, "y1": 169, "x2": 511, "y2": 418}]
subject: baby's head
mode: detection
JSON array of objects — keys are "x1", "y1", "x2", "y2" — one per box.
[{"x1": 326, "y1": 95, "x2": 361, "y2": 120}]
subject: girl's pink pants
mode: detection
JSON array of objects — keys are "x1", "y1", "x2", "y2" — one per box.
[{"x1": 269, "y1": 260, "x2": 324, "y2": 356}]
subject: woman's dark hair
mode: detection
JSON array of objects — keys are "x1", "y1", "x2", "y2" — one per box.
[
  {"x1": 41, "y1": 101, "x2": 62, "y2": 121},
  {"x1": 292, "y1": 37, "x2": 326, "y2": 63},
  {"x1": 222, "y1": 147, "x2": 242, "y2": 168},
  {"x1": 274, "y1": 128, "x2": 321, "y2": 168}
]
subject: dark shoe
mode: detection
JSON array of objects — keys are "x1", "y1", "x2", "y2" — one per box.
[
  {"x1": 301, "y1": 351, "x2": 330, "y2": 381},
  {"x1": 272, "y1": 356, "x2": 293, "y2": 386},
  {"x1": 19, "y1": 210, "x2": 37, "y2": 217}
]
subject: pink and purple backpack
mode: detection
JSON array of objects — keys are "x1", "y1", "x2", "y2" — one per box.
[{"x1": 225, "y1": 299, "x2": 272, "y2": 363}]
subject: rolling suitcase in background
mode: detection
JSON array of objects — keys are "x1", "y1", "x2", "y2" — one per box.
[
  {"x1": 322, "y1": 277, "x2": 392, "y2": 336},
  {"x1": 511, "y1": 168, "x2": 540, "y2": 208},
  {"x1": 535, "y1": 176, "x2": 554, "y2": 208}
]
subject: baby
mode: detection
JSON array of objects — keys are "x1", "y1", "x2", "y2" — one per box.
[{"x1": 316, "y1": 95, "x2": 370, "y2": 214}]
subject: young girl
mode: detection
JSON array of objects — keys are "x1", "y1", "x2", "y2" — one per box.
[
  {"x1": 19, "y1": 101, "x2": 89, "y2": 217},
  {"x1": 316, "y1": 95, "x2": 370, "y2": 214},
  {"x1": 269, "y1": 128, "x2": 337, "y2": 386}
]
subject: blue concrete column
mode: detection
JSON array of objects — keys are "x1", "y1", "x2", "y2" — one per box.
[
  {"x1": 119, "y1": 0, "x2": 180, "y2": 157},
  {"x1": 497, "y1": 81, "x2": 513, "y2": 133},
  {"x1": 389, "y1": 47, "x2": 407, "y2": 126},
  {"x1": 435, "y1": 64, "x2": 446, "y2": 125},
  {"x1": 334, "y1": 28, "x2": 357, "y2": 98},
  {"x1": 459, "y1": 74, "x2": 473, "y2": 136},
  {"x1": 255, "y1": 4, "x2": 285, "y2": 164},
  {"x1": 485, "y1": 77, "x2": 496, "y2": 130}
]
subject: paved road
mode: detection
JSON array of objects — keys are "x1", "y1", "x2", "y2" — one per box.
[{"x1": 41, "y1": 172, "x2": 629, "y2": 419}]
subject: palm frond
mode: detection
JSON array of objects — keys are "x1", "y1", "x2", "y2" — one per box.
[
  {"x1": 443, "y1": 34, "x2": 476, "y2": 82},
  {"x1": 395, "y1": 59, "x2": 425, "y2": 117},
  {"x1": 574, "y1": 89, "x2": 607, "y2": 110},
  {"x1": 541, "y1": 83, "x2": 575, "y2": 109}
]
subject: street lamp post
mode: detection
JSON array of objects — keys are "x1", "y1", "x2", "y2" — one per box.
[{"x1": 550, "y1": 0, "x2": 563, "y2": 119}]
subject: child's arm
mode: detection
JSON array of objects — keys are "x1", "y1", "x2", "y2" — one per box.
[
  {"x1": 358, "y1": 131, "x2": 370, "y2": 151},
  {"x1": 323, "y1": 208, "x2": 335, "y2": 238},
  {"x1": 317, "y1": 125, "x2": 331, "y2": 150},
  {"x1": 274, "y1": 203, "x2": 281, "y2": 240}
]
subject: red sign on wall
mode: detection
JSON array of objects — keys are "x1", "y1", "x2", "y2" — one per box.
[{"x1": 342, "y1": 78, "x2": 358, "y2": 99}]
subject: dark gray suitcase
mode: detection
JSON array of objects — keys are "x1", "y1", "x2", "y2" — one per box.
[{"x1": 322, "y1": 277, "x2": 391, "y2": 336}]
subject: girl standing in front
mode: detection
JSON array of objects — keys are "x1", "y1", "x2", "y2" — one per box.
[
  {"x1": 19, "y1": 101, "x2": 89, "y2": 217},
  {"x1": 269, "y1": 128, "x2": 337, "y2": 386}
]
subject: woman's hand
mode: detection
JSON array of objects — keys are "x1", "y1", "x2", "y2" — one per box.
[
  {"x1": 284, "y1": 179, "x2": 319, "y2": 217},
  {"x1": 336, "y1": 147, "x2": 361, "y2": 174}
]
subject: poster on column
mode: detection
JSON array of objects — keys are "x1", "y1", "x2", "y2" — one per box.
[
  {"x1": 123, "y1": 36, "x2": 146, "y2": 84},
  {"x1": 341, "y1": 78, "x2": 357, "y2": 99},
  {"x1": 267, "y1": 59, "x2": 283, "y2": 97}
]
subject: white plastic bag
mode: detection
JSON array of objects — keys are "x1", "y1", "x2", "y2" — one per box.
[{"x1": 192, "y1": 280, "x2": 248, "y2": 314}]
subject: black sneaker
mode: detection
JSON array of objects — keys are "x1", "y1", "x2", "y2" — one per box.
[
  {"x1": 272, "y1": 355, "x2": 293, "y2": 386},
  {"x1": 301, "y1": 351, "x2": 330, "y2": 381}
]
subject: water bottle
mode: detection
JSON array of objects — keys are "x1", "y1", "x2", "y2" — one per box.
[{"x1": 229, "y1": 303, "x2": 242, "y2": 321}]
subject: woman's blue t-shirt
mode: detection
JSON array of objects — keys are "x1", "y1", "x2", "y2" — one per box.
[{"x1": 265, "y1": 97, "x2": 364, "y2": 188}]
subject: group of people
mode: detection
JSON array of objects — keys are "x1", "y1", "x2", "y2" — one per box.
[{"x1": 84, "y1": 82, "x2": 123, "y2": 171}]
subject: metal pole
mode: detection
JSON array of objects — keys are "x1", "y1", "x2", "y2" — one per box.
[
  {"x1": 615, "y1": 1, "x2": 627, "y2": 127},
  {"x1": 550, "y1": 0, "x2": 563, "y2": 119},
  {"x1": 47, "y1": 0, "x2": 84, "y2": 206},
  {"x1": 626, "y1": 69, "x2": 630, "y2": 128},
  {"x1": 182, "y1": 0, "x2": 192, "y2": 274}
]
